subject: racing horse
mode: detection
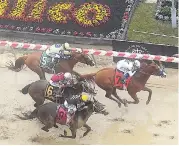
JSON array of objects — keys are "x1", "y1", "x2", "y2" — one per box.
[
  {"x1": 6, "y1": 50, "x2": 95, "y2": 80},
  {"x1": 17, "y1": 98, "x2": 107, "y2": 138},
  {"x1": 80, "y1": 61, "x2": 166, "y2": 108},
  {"x1": 19, "y1": 78, "x2": 97, "y2": 119}
]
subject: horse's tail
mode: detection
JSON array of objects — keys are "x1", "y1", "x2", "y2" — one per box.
[
  {"x1": 7, "y1": 55, "x2": 28, "y2": 72},
  {"x1": 19, "y1": 83, "x2": 32, "y2": 94},
  {"x1": 81, "y1": 73, "x2": 96, "y2": 80}
]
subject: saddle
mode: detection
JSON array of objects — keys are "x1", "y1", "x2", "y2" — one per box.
[
  {"x1": 40, "y1": 51, "x2": 72, "y2": 73},
  {"x1": 56, "y1": 105, "x2": 75, "y2": 125}
]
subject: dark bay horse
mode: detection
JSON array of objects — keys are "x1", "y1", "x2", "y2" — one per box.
[
  {"x1": 7, "y1": 51, "x2": 95, "y2": 80},
  {"x1": 80, "y1": 61, "x2": 166, "y2": 108},
  {"x1": 18, "y1": 99, "x2": 106, "y2": 138},
  {"x1": 19, "y1": 79, "x2": 97, "y2": 119}
]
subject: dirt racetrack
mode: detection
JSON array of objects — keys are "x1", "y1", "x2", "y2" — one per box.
[{"x1": 0, "y1": 48, "x2": 178, "y2": 145}]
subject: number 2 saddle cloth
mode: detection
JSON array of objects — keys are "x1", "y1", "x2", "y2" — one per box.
[{"x1": 114, "y1": 69, "x2": 132, "y2": 89}]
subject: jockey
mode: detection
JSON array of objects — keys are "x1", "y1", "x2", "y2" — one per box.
[
  {"x1": 116, "y1": 59, "x2": 140, "y2": 89},
  {"x1": 63, "y1": 94, "x2": 89, "y2": 126},
  {"x1": 49, "y1": 72, "x2": 73, "y2": 96},
  {"x1": 45, "y1": 43, "x2": 72, "y2": 69}
]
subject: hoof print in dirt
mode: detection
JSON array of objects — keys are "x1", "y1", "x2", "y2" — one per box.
[
  {"x1": 160, "y1": 120, "x2": 171, "y2": 125},
  {"x1": 110, "y1": 118, "x2": 125, "y2": 122},
  {"x1": 153, "y1": 133, "x2": 160, "y2": 137},
  {"x1": 0, "y1": 115, "x2": 5, "y2": 120},
  {"x1": 169, "y1": 136, "x2": 174, "y2": 139},
  {"x1": 121, "y1": 129, "x2": 132, "y2": 134}
]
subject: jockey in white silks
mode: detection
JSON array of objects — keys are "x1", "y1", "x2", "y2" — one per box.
[
  {"x1": 45, "y1": 42, "x2": 72, "y2": 69},
  {"x1": 116, "y1": 59, "x2": 141, "y2": 90}
]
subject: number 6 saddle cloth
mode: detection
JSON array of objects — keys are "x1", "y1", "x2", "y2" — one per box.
[
  {"x1": 44, "y1": 83, "x2": 59, "y2": 100},
  {"x1": 114, "y1": 69, "x2": 132, "y2": 89}
]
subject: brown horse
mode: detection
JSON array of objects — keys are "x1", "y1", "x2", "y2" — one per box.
[
  {"x1": 80, "y1": 61, "x2": 166, "y2": 108},
  {"x1": 7, "y1": 51, "x2": 95, "y2": 80}
]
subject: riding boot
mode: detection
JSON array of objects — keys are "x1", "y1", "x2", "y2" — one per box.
[
  {"x1": 66, "y1": 113, "x2": 71, "y2": 126},
  {"x1": 56, "y1": 87, "x2": 63, "y2": 97}
]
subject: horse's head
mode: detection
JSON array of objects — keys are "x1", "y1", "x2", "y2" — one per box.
[
  {"x1": 76, "y1": 79, "x2": 97, "y2": 96},
  {"x1": 72, "y1": 52, "x2": 95, "y2": 66},
  {"x1": 84, "y1": 97, "x2": 108, "y2": 116},
  {"x1": 141, "y1": 61, "x2": 167, "y2": 78}
]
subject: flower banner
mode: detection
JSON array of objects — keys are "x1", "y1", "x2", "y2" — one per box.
[{"x1": 0, "y1": 0, "x2": 134, "y2": 39}]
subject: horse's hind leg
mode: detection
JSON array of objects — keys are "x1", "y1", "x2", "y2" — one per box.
[
  {"x1": 23, "y1": 94, "x2": 45, "y2": 119},
  {"x1": 142, "y1": 86, "x2": 152, "y2": 105},
  {"x1": 28, "y1": 63, "x2": 46, "y2": 80},
  {"x1": 83, "y1": 124, "x2": 92, "y2": 137},
  {"x1": 112, "y1": 88, "x2": 128, "y2": 107},
  {"x1": 105, "y1": 89, "x2": 121, "y2": 108}
]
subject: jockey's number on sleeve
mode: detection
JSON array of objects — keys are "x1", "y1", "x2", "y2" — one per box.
[{"x1": 45, "y1": 85, "x2": 54, "y2": 98}]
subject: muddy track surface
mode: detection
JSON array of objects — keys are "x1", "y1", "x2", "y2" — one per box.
[{"x1": 0, "y1": 48, "x2": 177, "y2": 144}]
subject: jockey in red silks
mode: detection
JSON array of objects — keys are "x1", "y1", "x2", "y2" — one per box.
[{"x1": 49, "y1": 72, "x2": 73, "y2": 96}]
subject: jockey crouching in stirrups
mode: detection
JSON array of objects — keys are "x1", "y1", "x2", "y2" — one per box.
[
  {"x1": 62, "y1": 94, "x2": 89, "y2": 126},
  {"x1": 116, "y1": 59, "x2": 141, "y2": 90},
  {"x1": 49, "y1": 72, "x2": 74, "y2": 98},
  {"x1": 45, "y1": 43, "x2": 72, "y2": 73}
]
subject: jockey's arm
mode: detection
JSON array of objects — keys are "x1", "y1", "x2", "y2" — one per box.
[
  {"x1": 63, "y1": 50, "x2": 72, "y2": 55},
  {"x1": 128, "y1": 70, "x2": 136, "y2": 77}
]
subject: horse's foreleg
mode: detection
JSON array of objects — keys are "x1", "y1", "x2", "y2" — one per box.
[
  {"x1": 59, "y1": 126, "x2": 77, "y2": 139},
  {"x1": 142, "y1": 86, "x2": 152, "y2": 105},
  {"x1": 105, "y1": 89, "x2": 121, "y2": 108},
  {"x1": 83, "y1": 124, "x2": 92, "y2": 137},
  {"x1": 23, "y1": 94, "x2": 45, "y2": 119},
  {"x1": 112, "y1": 88, "x2": 128, "y2": 107},
  {"x1": 127, "y1": 92, "x2": 139, "y2": 104}
]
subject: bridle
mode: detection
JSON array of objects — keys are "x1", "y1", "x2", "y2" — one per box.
[{"x1": 139, "y1": 64, "x2": 160, "y2": 76}]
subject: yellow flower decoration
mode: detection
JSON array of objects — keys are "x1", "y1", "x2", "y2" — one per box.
[
  {"x1": 47, "y1": 2, "x2": 74, "y2": 23},
  {"x1": 8, "y1": 0, "x2": 28, "y2": 20},
  {"x1": 0, "y1": 0, "x2": 8, "y2": 17},
  {"x1": 26, "y1": 0, "x2": 46, "y2": 22},
  {"x1": 73, "y1": 2, "x2": 110, "y2": 27}
]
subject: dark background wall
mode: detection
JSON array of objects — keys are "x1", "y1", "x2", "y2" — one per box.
[{"x1": 112, "y1": 40, "x2": 178, "y2": 68}]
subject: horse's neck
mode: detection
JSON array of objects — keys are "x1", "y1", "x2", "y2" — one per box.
[
  {"x1": 69, "y1": 58, "x2": 78, "y2": 68},
  {"x1": 132, "y1": 70, "x2": 151, "y2": 85}
]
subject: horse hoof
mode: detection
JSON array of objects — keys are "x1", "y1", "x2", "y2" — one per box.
[
  {"x1": 18, "y1": 90, "x2": 22, "y2": 93},
  {"x1": 118, "y1": 103, "x2": 121, "y2": 108},
  {"x1": 103, "y1": 111, "x2": 109, "y2": 116},
  {"x1": 64, "y1": 130, "x2": 67, "y2": 136},
  {"x1": 59, "y1": 134, "x2": 64, "y2": 137},
  {"x1": 123, "y1": 99, "x2": 128, "y2": 107}
]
